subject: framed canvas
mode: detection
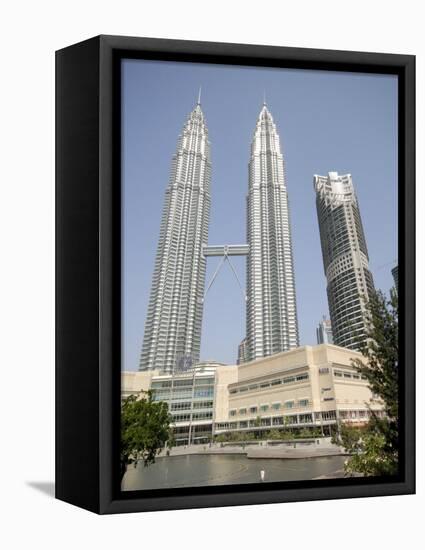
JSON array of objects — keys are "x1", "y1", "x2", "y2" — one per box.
[{"x1": 56, "y1": 35, "x2": 415, "y2": 514}]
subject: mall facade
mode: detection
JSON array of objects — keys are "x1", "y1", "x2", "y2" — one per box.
[{"x1": 122, "y1": 344, "x2": 384, "y2": 445}]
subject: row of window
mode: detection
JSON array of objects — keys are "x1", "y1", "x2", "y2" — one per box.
[
  {"x1": 230, "y1": 398, "x2": 311, "y2": 416},
  {"x1": 172, "y1": 411, "x2": 213, "y2": 423},
  {"x1": 170, "y1": 400, "x2": 213, "y2": 411},
  {"x1": 151, "y1": 377, "x2": 215, "y2": 390},
  {"x1": 229, "y1": 373, "x2": 309, "y2": 395},
  {"x1": 337, "y1": 409, "x2": 385, "y2": 420},
  {"x1": 226, "y1": 413, "x2": 316, "y2": 429},
  {"x1": 152, "y1": 389, "x2": 214, "y2": 401},
  {"x1": 216, "y1": 410, "x2": 342, "y2": 431},
  {"x1": 334, "y1": 370, "x2": 367, "y2": 380}
]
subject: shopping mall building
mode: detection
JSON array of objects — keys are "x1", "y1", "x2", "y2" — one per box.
[{"x1": 121, "y1": 344, "x2": 384, "y2": 445}]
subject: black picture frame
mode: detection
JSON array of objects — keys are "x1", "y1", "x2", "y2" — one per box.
[{"x1": 56, "y1": 34, "x2": 415, "y2": 514}]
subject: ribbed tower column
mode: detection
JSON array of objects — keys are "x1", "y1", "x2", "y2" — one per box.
[
  {"x1": 139, "y1": 100, "x2": 211, "y2": 372},
  {"x1": 246, "y1": 103, "x2": 299, "y2": 361}
]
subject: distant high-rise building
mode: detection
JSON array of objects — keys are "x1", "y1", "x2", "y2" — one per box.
[
  {"x1": 316, "y1": 317, "x2": 333, "y2": 345},
  {"x1": 245, "y1": 103, "x2": 299, "y2": 362},
  {"x1": 392, "y1": 265, "x2": 399, "y2": 291},
  {"x1": 314, "y1": 172, "x2": 374, "y2": 351},
  {"x1": 237, "y1": 337, "x2": 248, "y2": 365},
  {"x1": 139, "y1": 97, "x2": 211, "y2": 373}
]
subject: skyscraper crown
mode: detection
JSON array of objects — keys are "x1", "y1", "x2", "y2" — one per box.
[{"x1": 258, "y1": 103, "x2": 273, "y2": 121}]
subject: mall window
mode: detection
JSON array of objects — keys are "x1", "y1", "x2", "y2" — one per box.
[
  {"x1": 260, "y1": 404, "x2": 269, "y2": 412},
  {"x1": 151, "y1": 380, "x2": 172, "y2": 389},
  {"x1": 171, "y1": 402, "x2": 191, "y2": 411},
  {"x1": 174, "y1": 379, "x2": 193, "y2": 387},
  {"x1": 249, "y1": 406, "x2": 258, "y2": 414},
  {"x1": 172, "y1": 414, "x2": 191, "y2": 422},
  {"x1": 284, "y1": 401, "x2": 294, "y2": 409},
  {"x1": 272, "y1": 402, "x2": 281, "y2": 410},
  {"x1": 193, "y1": 401, "x2": 213, "y2": 410},
  {"x1": 195, "y1": 377, "x2": 215, "y2": 386},
  {"x1": 298, "y1": 399, "x2": 309, "y2": 407},
  {"x1": 195, "y1": 389, "x2": 214, "y2": 398},
  {"x1": 192, "y1": 411, "x2": 212, "y2": 420}
]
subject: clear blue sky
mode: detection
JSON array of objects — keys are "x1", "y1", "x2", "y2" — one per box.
[{"x1": 122, "y1": 59, "x2": 398, "y2": 371}]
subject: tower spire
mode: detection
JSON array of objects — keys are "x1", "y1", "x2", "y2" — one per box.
[
  {"x1": 263, "y1": 89, "x2": 266, "y2": 106},
  {"x1": 197, "y1": 86, "x2": 202, "y2": 105}
]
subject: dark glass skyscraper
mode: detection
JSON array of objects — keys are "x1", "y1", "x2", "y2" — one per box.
[{"x1": 314, "y1": 172, "x2": 374, "y2": 350}]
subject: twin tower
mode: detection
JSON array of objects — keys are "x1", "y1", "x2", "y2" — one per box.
[{"x1": 139, "y1": 98, "x2": 299, "y2": 373}]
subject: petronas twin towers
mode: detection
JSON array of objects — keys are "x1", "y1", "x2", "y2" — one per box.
[{"x1": 139, "y1": 96, "x2": 299, "y2": 373}]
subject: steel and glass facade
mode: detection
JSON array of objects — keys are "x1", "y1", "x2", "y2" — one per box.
[
  {"x1": 246, "y1": 104, "x2": 299, "y2": 361},
  {"x1": 139, "y1": 101, "x2": 211, "y2": 372},
  {"x1": 151, "y1": 368, "x2": 216, "y2": 445},
  {"x1": 392, "y1": 265, "x2": 399, "y2": 291},
  {"x1": 316, "y1": 317, "x2": 333, "y2": 345},
  {"x1": 314, "y1": 172, "x2": 375, "y2": 350}
]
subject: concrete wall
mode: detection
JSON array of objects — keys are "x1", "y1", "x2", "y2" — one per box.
[
  {"x1": 226, "y1": 344, "x2": 381, "y2": 423},
  {"x1": 214, "y1": 365, "x2": 238, "y2": 422},
  {"x1": 121, "y1": 370, "x2": 157, "y2": 398}
]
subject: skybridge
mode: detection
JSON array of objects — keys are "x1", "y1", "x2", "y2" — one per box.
[
  {"x1": 201, "y1": 244, "x2": 249, "y2": 304},
  {"x1": 202, "y1": 244, "x2": 249, "y2": 257}
]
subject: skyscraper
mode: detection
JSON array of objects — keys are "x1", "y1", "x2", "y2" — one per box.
[
  {"x1": 139, "y1": 98, "x2": 211, "y2": 373},
  {"x1": 316, "y1": 316, "x2": 333, "y2": 345},
  {"x1": 314, "y1": 172, "x2": 374, "y2": 351},
  {"x1": 246, "y1": 103, "x2": 299, "y2": 361},
  {"x1": 392, "y1": 265, "x2": 399, "y2": 291},
  {"x1": 237, "y1": 337, "x2": 248, "y2": 365}
]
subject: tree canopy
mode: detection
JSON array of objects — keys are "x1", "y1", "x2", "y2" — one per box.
[
  {"x1": 121, "y1": 391, "x2": 174, "y2": 480},
  {"x1": 336, "y1": 288, "x2": 399, "y2": 476}
]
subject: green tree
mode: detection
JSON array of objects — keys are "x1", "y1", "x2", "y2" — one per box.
[
  {"x1": 298, "y1": 428, "x2": 315, "y2": 439},
  {"x1": 267, "y1": 429, "x2": 282, "y2": 440},
  {"x1": 336, "y1": 288, "x2": 399, "y2": 476},
  {"x1": 121, "y1": 391, "x2": 174, "y2": 481}
]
